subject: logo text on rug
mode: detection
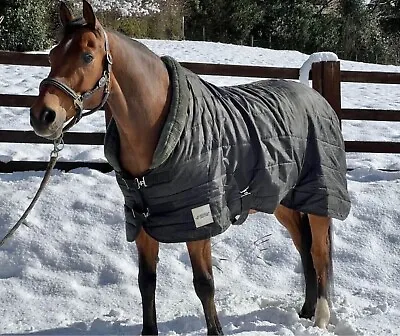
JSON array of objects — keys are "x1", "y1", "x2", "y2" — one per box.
[{"x1": 192, "y1": 204, "x2": 213, "y2": 228}]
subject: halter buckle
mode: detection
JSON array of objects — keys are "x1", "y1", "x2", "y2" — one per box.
[
  {"x1": 98, "y1": 76, "x2": 106, "y2": 87},
  {"x1": 106, "y1": 52, "x2": 113, "y2": 65},
  {"x1": 73, "y1": 96, "x2": 84, "y2": 111}
]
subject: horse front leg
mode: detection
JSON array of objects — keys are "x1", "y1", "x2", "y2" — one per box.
[
  {"x1": 135, "y1": 228, "x2": 160, "y2": 335},
  {"x1": 308, "y1": 214, "x2": 333, "y2": 329},
  {"x1": 187, "y1": 239, "x2": 223, "y2": 335}
]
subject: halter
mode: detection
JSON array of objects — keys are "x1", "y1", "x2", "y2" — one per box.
[{"x1": 39, "y1": 28, "x2": 113, "y2": 133}]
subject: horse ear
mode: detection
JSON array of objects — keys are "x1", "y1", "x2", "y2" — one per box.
[
  {"x1": 83, "y1": 0, "x2": 97, "y2": 29},
  {"x1": 59, "y1": 2, "x2": 73, "y2": 27}
]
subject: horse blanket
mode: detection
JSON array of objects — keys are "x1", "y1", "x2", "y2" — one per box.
[{"x1": 104, "y1": 56, "x2": 351, "y2": 243}]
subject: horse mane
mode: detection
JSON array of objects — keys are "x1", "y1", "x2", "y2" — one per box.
[{"x1": 112, "y1": 30, "x2": 160, "y2": 60}]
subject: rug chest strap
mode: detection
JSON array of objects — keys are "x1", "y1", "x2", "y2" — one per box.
[
  {"x1": 124, "y1": 205, "x2": 148, "y2": 242},
  {"x1": 119, "y1": 170, "x2": 172, "y2": 190},
  {"x1": 232, "y1": 167, "x2": 254, "y2": 225}
]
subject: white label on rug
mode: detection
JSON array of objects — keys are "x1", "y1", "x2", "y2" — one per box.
[{"x1": 192, "y1": 204, "x2": 213, "y2": 228}]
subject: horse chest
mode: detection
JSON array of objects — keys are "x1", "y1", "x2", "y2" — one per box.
[{"x1": 118, "y1": 143, "x2": 153, "y2": 178}]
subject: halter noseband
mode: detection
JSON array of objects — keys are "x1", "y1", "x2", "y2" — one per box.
[{"x1": 40, "y1": 28, "x2": 113, "y2": 133}]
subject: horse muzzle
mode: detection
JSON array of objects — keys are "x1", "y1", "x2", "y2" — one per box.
[{"x1": 30, "y1": 106, "x2": 66, "y2": 140}]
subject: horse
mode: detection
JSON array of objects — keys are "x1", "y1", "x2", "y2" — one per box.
[{"x1": 30, "y1": 1, "x2": 350, "y2": 334}]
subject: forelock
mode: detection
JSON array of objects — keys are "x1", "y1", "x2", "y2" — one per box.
[{"x1": 64, "y1": 18, "x2": 89, "y2": 35}]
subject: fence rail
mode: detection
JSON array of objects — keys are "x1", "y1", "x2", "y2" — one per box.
[{"x1": 1, "y1": 51, "x2": 399, "y2": 173}]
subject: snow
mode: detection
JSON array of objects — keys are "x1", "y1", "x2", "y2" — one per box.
[
  {"x1": 299, "y1": 52, "x2": 339, "y2": 85},
  {"x1": 0, "y1": 39, "x2": 400, "y2": 335}
]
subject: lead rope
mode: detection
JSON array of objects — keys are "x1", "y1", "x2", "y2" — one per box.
[{"x1": 0, "y1": 137, "x2": 64, "y2": 247}]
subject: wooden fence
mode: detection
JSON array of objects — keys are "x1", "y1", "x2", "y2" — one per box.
[{"x1": 0, "y1": 51, "x2": 399, "y2": 173}]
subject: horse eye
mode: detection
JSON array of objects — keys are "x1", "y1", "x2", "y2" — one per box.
[{"x1": 82, "y1": 53, "x2": 94, "y2": 64}]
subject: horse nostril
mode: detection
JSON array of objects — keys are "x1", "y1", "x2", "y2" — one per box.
[{"x1": 40, "y1": 108, "x2": 56, "y2": 124}]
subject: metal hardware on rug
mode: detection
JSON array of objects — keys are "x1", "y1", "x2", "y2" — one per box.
[
  {"x1": 0, "y1": 137, "x2": 64, "y2": 247},
  {"x1": 135, "y1": 176, "x2": 147, "y2": 189}
]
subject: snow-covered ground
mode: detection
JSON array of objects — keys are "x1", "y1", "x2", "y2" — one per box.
[{"x1": 0, "y1": 40, "x2": 399, "y2": 335}]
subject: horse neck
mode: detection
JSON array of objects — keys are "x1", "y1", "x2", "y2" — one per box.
[{"x1": 105, "y1": 32, "x2": 171, "y2": 176}]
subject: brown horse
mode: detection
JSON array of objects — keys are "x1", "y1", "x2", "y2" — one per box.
[{"x1": 30, "y1": 1, "x2": 350, "y2": 334}]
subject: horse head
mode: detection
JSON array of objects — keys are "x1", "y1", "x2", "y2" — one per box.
[{"x1": 30, "y1": 0, "x2": 112, "y2": 140}]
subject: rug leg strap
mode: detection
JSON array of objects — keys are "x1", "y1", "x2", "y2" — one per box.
[{"x1": 232, "y1": 191, "x2": 252, "y2": 226}]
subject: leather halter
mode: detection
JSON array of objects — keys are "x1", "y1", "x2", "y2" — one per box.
[{"x1": 39, "y1": 28, "x2": 113, "y2": 133}]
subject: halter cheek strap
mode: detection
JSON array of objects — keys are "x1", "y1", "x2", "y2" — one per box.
[{"x1": 39, "y1": 28, "x2": 113, "y2": 133}]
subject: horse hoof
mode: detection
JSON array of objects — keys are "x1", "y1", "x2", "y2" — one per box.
[
  {"x1": 207, "y1": 326, "x2": 224, "y2": 335},
  {"x1": 299, "y1": 305, "x2": 315, "y2": 319},
  {"x1": 141, "y1": 327, "x2": 158, "y2": 335}
]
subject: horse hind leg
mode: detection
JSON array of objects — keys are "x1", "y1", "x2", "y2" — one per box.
[
  {"x1": 274, "y1": 205, "x2": 318, "y2": 320},
  {"x1": 135, "y1": 228, "x2": 160, "y2": 335},
  {"x1": 187, "y1": 239, "x2": 223, "y2": 335},
  {"x1": 308, "y1": 214, "x2": 333, "y2": 329}
]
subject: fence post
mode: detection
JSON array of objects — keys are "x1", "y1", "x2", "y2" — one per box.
[
  {"x1": 181, "y1": 16, "x2": 185, "y2": 40},
  {"x1": 312, "y1": 61, "x2": 342, "y2": 125}
]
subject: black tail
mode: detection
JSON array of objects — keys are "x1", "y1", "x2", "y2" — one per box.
[
  {"x1": 298, "y1": 214, "x2": 334, "y2": 314},
  {"x1": 298, "y1": 213, "x2": 317, "y2": 318}
]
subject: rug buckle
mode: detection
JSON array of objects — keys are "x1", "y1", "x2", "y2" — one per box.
[
  {"x1": 240, "y1": 186, "x2": 251, "y2": 198},
  {"x1": 132, "y1": 208, "x2": 149, "y2": 219},
  {"x1": 135, "y1": 176, "x2": 147, "y2": 189}
]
